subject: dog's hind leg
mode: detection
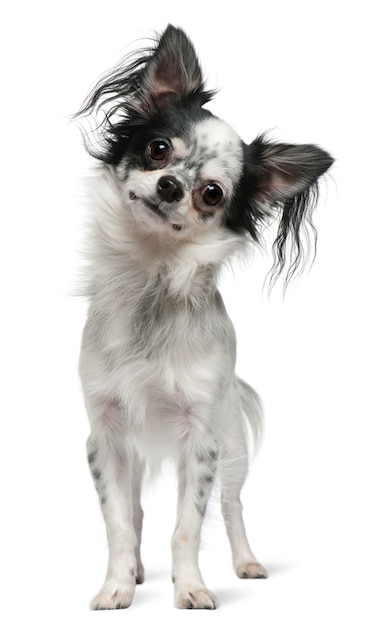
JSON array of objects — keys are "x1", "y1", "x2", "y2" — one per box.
[
  {"x1": 219, "y1": 383, "x2": 268, "y2": 579},
  {"x1": 220, "y1": 453, "x2": 268, "y2": 578}
]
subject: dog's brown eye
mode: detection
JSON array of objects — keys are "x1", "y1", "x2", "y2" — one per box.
[
  {"x1": 202, "y1": 183, "x2": 224, "y2": 206},
  {"x1": 148, "y1": 140, "x2": 170, "y2": 161}
]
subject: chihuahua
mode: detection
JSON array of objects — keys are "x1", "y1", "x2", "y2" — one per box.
[{"x1": 75, "y1": 25, "x2": 333, "y2": 609}]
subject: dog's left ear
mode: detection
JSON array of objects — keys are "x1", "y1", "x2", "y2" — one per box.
[
  {"x1": 139, "y1": 25, "x2": 205, "y2": 108},
  {"x1": 246, "y1": 135, "x2": 334, "y2": 286},
  {"x1": 248, "y1": 135, "x2": 333, "y2": 205}
]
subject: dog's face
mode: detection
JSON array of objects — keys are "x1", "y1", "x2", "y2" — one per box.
[
  {"x1": 76, "y1": 25, "x2": 333, "y2": 282},
  {"x1": 117, "y1": 111, "x2": 244, "y2": 238}
]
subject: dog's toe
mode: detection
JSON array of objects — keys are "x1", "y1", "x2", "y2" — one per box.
[
  {"x1": 175, "y1": 586, "x2": 217, "y2": 609},
  {"x1": 236, "y1": 561, "x2": 268, "y2": 579},
  {"x1": 91, "y1": 578, "x2": 135, "y2": 610}
]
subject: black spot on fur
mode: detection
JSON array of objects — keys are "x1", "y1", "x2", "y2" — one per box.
[
  {"x1": 201, "y1": 472, "x2": 215, "y2": 483},
  {"x1": 197, "y1": 446, "x2": 218, "y2": 464},
  {"x1": 87, "y1": 451, "x2": 96, "y2": 466},
  {"x1": 195, "y1": 501, "x2": 206, "y2": 517},
  {"x1": 92, "y1": 467, "x2": 102, "y2": 482}
]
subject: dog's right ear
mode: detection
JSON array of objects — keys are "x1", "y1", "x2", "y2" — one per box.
[
  {"x1": 138, "y1": 25, "x2": 206, "y2": 110},
  {"x1": 74, "y1": 25, "x2": 213, "y2": 162}
]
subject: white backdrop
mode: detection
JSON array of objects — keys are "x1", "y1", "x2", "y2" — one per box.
[{"x1": 1, "y1": 1, "x2": 366, "y2": 624}]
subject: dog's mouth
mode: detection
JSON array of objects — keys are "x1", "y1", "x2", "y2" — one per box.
[
  {"x1": 129, "y1": 191, "x2": 183, "y2": 231},
  {"x1": 142, "y1": 197, "x2": 166, "y2": 219}
]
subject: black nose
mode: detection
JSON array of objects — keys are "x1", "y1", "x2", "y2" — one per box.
[{"x1": 157, "y1": 175, "x2": 184, "y2": 203}]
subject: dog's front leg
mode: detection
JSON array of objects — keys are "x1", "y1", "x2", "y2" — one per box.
[
  {"x1": 172, "y1": 436, "x2": 218, "y2": 609},
  {"x1": 86, "y1": 403, "x2": 139, "y2": 610}
]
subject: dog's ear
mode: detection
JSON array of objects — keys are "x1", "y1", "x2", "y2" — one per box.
[
  {"x1": 74, "y1": 25, "x2": 212, "y2": 162},
  {"x1": 139, "y1": 25, "x2": 205, "y2": 108},
  {"x1": 247, "y1": 135, "x2": 334, "y2": 287},
  {"x1": 248, "y1": 136, "x2": 333, "y2": 204}
]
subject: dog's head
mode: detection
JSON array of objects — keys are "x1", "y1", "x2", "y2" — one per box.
[{"x1": 76, "y1": 25, "x2": 333, "y2": 284}]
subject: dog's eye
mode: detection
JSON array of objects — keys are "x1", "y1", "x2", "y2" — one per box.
[
  {"x1": 202, "y1": 183, "x2": 224, "y2": 206},
  {"x1": 148, "y1": 140, "x2": 170, "y2": 161}
]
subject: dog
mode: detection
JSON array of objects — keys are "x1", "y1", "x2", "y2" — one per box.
[{"x1": 75, "y1": 24, "x2": 333, "y2": 609}]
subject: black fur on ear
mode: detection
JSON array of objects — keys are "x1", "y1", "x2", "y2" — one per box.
[
  {"x1": 73, "y1": 25, "x2": 215, "y2": 163},
  {"x1": 246, "y1": 134, "x2": 334, "y2": 289}
]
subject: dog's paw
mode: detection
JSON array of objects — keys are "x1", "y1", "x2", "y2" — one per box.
[
  {"x1": 236, "y1": 561, "x2": 268, "y2": 579},
  {"x1": 91, "y1": 578, "x2": 135, "y2": 610},
  {"x1": 175, "y1": 585, "x2": 217, "y2": 609}
]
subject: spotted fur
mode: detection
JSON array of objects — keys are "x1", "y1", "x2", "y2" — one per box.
[{"x1": 75, "y1": 25, "x2": 333, "y2": 610}]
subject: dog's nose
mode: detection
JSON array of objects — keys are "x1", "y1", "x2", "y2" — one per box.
[{"x1": 157, "y1": 175, "x2": 184, "y2": 203}]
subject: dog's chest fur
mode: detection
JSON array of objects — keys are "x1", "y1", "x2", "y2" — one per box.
[{"x1": 80, "y1": 241, "x2": 236, "y2": 450}]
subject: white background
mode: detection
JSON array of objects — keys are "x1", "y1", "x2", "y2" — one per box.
[{"x1": 1, "y1": 1, "x2": 366, "y2": 623}]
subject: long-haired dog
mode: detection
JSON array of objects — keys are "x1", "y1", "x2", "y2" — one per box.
[{"x1": 75, "y1": 25, "x2": 333, "y2": 609}]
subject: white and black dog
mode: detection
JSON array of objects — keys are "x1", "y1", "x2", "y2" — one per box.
[{"x1": 75, "y1": 25, "x2": 333, "y2": 609}]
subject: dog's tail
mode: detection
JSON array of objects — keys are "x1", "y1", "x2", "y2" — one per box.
[{"x1": 237, "y1": 377, "x2": 264, "y2": 459}]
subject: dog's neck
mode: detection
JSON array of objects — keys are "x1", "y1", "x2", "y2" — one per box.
[
  {"x1": 84, "y1": 165, "x2": 244, "y2": 306},
  {"x1": 88, "y1": 244, "x2": 220, "y2": 308}
]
